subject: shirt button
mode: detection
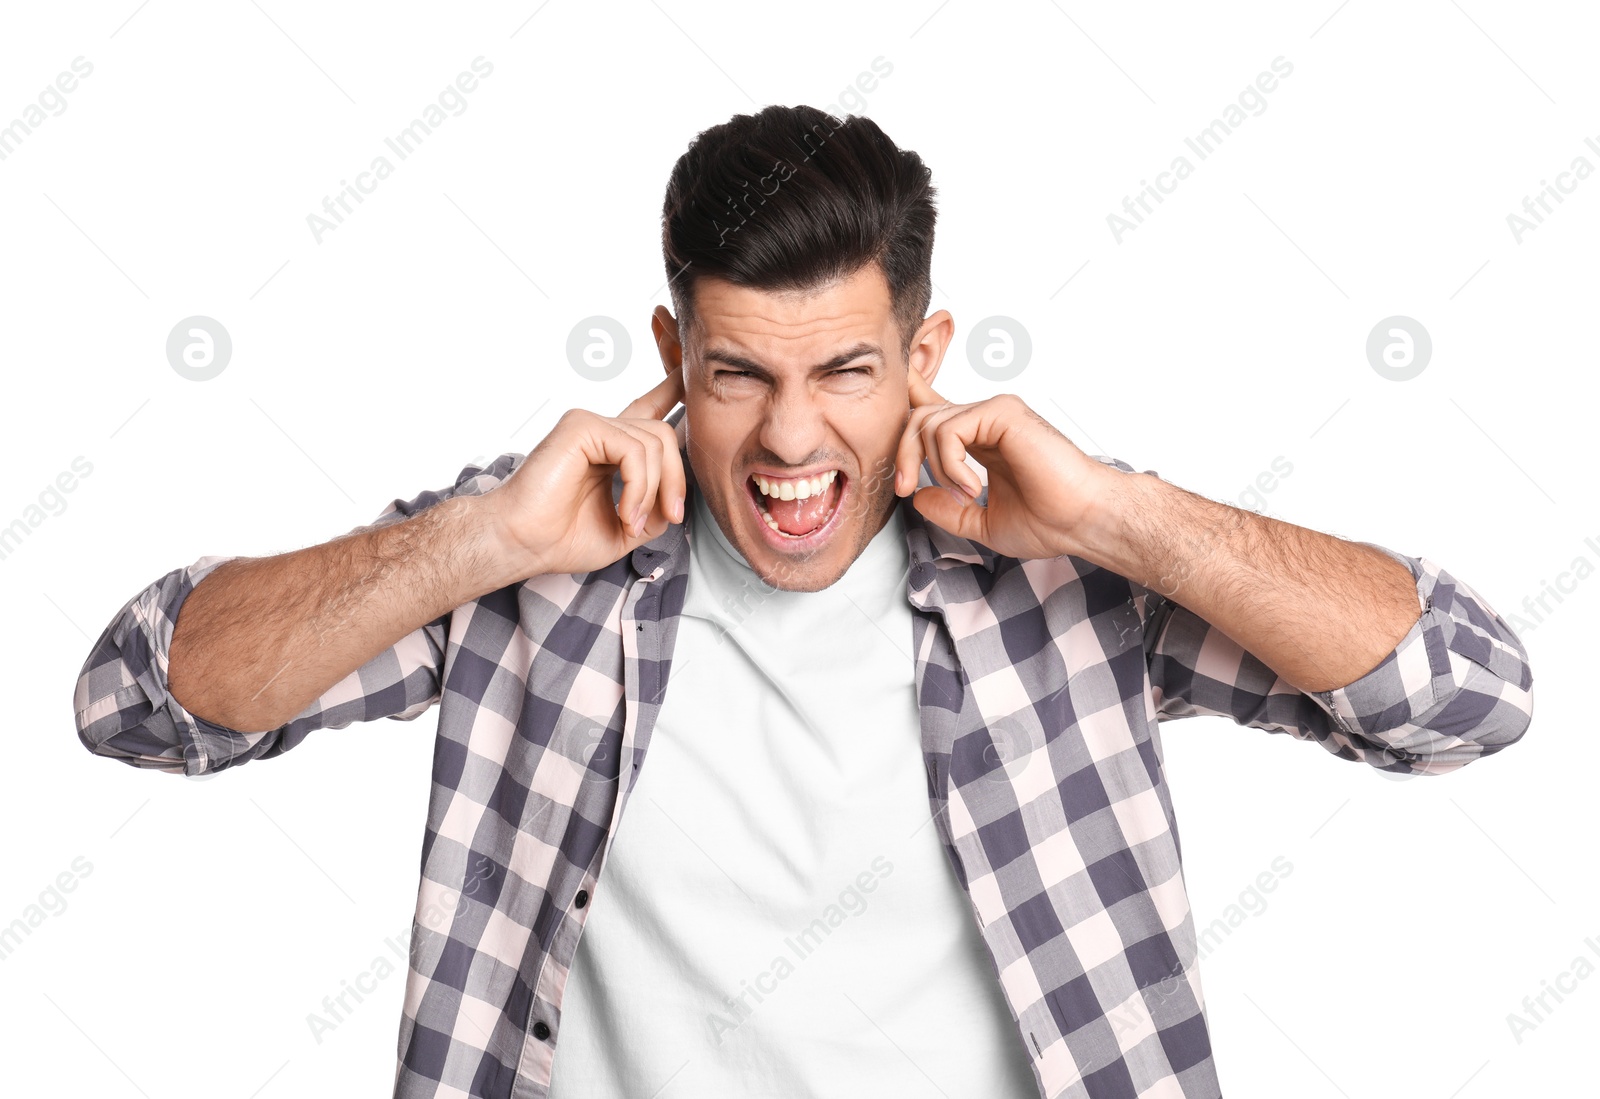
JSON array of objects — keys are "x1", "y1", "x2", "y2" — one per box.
[
  {"x1": 533, "y1": 1020, "x2": 551, "y2": 1040},
  {"x1": 910, "y1": 561, "x2": 935, "y2": 590},
  {"x1": 575, "y1": 889, "x2": 589, "y2": 909}
]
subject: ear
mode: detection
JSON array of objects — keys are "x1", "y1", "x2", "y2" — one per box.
[
  {"x1": 906, "y1": 309, "x2": 954, "y2": 390},
  {"x1": 652, "y1": 305, "x2": 690, "y2": 450},
  {"x1": 651, "y1": 305, "x2": 684, "y2": 374}
]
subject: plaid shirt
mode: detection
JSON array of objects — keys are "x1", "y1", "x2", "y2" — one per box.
[{"x1": 74, "y1": 405, "x2": 1534, "y2": 1098}]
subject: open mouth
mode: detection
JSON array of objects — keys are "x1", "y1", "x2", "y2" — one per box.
[{"x1": 745, "y1": 469, "x2": 847, "y2": 545}]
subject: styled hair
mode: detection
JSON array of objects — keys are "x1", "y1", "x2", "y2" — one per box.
[{"x1": 660, "y1": 104, "x2": 937, "y2": 360}]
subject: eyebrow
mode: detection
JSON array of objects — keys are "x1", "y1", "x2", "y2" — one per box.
[{"x1": 700, "y1": 341, "x2": 884, "y2": 379}]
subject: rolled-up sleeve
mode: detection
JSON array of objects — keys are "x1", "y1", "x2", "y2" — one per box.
[
  {"x1": 1310, "y1": 543, "x2": 1533, "y2": 771},
  {"x1": 73, "y1": 452, "x2": 522, "y2": 777},
  {"x1": 1138, "y1": 542, "x2": 1533, "y2": 775},
  {"x1": 76, "y1": 554, "x2": 249, "y2": 775}
]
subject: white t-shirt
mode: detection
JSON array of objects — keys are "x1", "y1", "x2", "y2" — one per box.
[{"x1": 547, "y1": 482, "x2": 1038, "y2": 1098}]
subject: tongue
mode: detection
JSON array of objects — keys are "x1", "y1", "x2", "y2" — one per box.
[{"x1": 765, "y1": 479, "x2": 839, "y2": 536}]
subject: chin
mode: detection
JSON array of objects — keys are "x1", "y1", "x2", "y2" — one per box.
[{"x1": 746, "y1": 556, "x2": 849, "y2": 593}]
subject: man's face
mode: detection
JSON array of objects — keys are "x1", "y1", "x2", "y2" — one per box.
[{"x1": 651, "y1": 263, "x2": 953, "y2": 592}]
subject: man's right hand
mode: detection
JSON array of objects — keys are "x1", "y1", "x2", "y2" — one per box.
[{"x1": 482, "y1": 365, "x2": 688, "y2": 579}]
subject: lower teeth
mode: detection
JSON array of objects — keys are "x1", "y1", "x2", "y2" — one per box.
[{"x1": 761, "y1": 509, "x2": 810, "y2": 538}]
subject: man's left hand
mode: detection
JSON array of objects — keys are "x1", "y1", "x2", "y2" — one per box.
[{"x1": 893, "y1": 370, "x2": 1113, "y2": 561}]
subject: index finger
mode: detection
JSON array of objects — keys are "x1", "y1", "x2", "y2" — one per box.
[
  {"x1": 906, "y1": 366, "x2": 946, "y2": 409},
  {"x1": 618, "y1": 362, "x2": 685, "y2": 420}
]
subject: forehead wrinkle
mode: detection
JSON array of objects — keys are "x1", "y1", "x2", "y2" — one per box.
[
  {"x1": 701, "y1": 303, "x2": 886, "y2": 358},
  {"x1": 711, "y1": 304, "x2": 880, "y2": 338}
]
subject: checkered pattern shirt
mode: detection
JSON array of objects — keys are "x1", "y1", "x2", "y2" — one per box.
[{"x1": 74, "y1": 407, "x2": 1534, "y2": 1098}]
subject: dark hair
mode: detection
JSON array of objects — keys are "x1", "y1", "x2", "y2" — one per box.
[{"x1": 661, "y1": 104, "x2": 937, "y2": 360}]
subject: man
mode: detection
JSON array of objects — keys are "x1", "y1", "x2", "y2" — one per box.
[{"x1": 74, "y1": 105, "x2": 1534, "y2": 1099}]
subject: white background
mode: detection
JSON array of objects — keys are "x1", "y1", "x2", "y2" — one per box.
[{"x1": 1, "y1": 1, "x2": 1592, "y2": 1096}]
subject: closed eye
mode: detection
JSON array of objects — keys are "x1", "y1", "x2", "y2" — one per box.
[{"x1": 714, "y1": 367, "x2": 872, "y2": 379}]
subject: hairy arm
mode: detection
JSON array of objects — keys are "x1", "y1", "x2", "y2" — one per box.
[
  {"x1": 169, "y1": 491, "x2": 524, "y2": 733},
  {"x1": 1074, "y1": 467, "x2": 1421, "y2": 694}
]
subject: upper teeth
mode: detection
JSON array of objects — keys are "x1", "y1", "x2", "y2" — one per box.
[{"x1": 754, "y1": 470, "x2": 837, "y2": 500}]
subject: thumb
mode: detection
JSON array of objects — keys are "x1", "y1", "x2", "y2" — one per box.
[{"x1": 910, "y1": 485, "x2": 986, "y2": 541}]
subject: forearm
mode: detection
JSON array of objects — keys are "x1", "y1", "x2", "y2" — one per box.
[
  {"x1": 1072, "y1": 467, "x2": 1421, "y2": 694},
  {"x1": 168, "y1": 492, "x2": 517, "y2": 732}
]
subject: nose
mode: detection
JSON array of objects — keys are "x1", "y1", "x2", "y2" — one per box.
[{"x1": 757, "y1": 383, "x2": 829, "y2": 468}]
